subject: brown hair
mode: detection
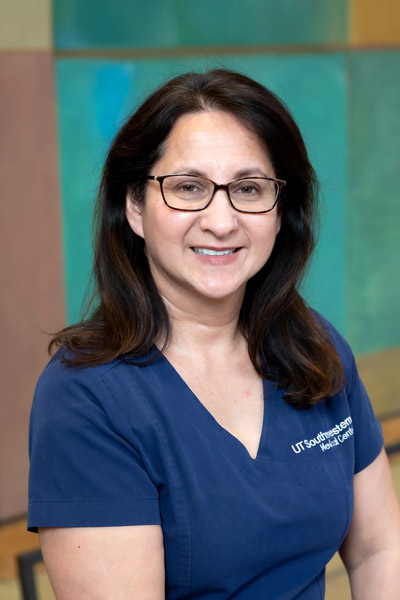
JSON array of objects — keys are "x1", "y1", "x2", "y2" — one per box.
[{"x1": 50, "y1": 69, "x2": 343, "y2": 409}]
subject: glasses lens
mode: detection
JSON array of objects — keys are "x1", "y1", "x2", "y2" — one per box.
[
  {"x1": 229, "y1": 178, "x2": 279, "y2": 212},
  {"x1": 162, "y1": 175, "x2": 212, "y2": 210}
]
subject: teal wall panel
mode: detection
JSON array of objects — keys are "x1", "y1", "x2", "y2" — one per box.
[
  {"x1": 54, "y1": 0, "x2": 348, "y2": 49},
  {"x1": 348, "y1": 52, "x2": 400, "y2": 354},
  {"x1": 56, "y1": 54, "x2": 347, "y2": 330},
  {"x1": 56, "y1": 61, "x2": 137, "y2": 318}
]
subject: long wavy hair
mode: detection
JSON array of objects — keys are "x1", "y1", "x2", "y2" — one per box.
[{"x1": 50, "y1": 69, "x2": 343, "y2": 408}]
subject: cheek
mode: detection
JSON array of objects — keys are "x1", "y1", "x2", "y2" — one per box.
[
  {"x1": 143, "y1": 210, "x2": 196, "y2": 246},
  {"x1": 252, "y1": 219, "x2": 280, "y2": 263},
  {"x1": 254, "y1": 216, "x2": 280, "y2": 243}
]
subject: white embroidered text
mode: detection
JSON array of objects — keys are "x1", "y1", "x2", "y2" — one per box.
[{"x1": 291, "y1": 416, "x2": 353, "y2": 454}]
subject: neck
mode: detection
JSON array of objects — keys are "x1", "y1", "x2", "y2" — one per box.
[{"x1": 160, "y1": 290, "x2": 246, "y2": 358}]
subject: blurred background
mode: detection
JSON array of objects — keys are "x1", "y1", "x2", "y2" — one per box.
[{"x1": 0, "y1": 0, "x2": 399, "y2": 598}]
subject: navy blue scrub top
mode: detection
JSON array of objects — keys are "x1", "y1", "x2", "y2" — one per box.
[{"x1": 28, "y1": 318, "x2": 383, "y2": 599}]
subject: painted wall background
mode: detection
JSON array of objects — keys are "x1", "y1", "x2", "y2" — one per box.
[{"x1": 1, "y1": 0, "x2": 399, "y2": 521}]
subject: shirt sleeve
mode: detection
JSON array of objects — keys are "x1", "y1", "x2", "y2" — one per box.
[
  {"x1": 346, "y1": 352, "x2": 384, "y2": 474},
  {"x1": 316, "y1": 312, "x2": 384, "y2": 475},
  {"x1": 28, "y1": 355, "x2": 161, "y2": 532}
]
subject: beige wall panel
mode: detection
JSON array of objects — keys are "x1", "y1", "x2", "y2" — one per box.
[
  {"x1": 356, "y1": 347, "x2": 400, "y2": 417},
  {"x1": 0, "y1": 0, "x2": 51, "y2": 49},
  {"x1": 0, "y1": 52, "x2": 64, "y2": 521},
  {"x1": 351, "y1": 0, "x2": 400, "y2": 44}
]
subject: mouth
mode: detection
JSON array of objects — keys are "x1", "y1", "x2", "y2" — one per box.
[{"x1": 192, "y1": 248, "x2": 239, "y2": 256}]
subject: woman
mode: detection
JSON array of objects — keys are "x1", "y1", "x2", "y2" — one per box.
[{"x1": 28, "y1": 69, "x2": 400, "y2": 599}]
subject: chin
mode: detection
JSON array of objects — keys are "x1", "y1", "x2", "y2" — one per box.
[{"x1": 195, "y1": 283, "x2": 245, "y2": 301}]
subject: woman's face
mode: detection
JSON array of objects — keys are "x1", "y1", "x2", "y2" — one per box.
[{"x1": 126, "y1": 110, "x2": 281, "y2": 309}]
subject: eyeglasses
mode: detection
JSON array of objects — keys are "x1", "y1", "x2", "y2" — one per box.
[{"x1": 144, "y1": 174, "x2": 286, "y2": 213}]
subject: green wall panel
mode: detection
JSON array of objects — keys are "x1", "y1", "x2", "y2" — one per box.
[
  {"x1": 56, "y1": 54, "x2": 347, "y2": 331},
  {"x1": 348, "y1": 52, "x2": 400, "y2": 354},
  {"x1": 54, "y1": 0, "x2": 348, "y2": 49},
  {"x1": 56, "y1": 61, "x2": 136, "y2": 318}
]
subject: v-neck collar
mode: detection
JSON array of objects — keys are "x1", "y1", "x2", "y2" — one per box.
[{"x1": 159, "y1": 354, "x2": 273, "y2": 461}]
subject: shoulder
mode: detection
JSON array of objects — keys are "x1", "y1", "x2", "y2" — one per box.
[
  {"x1": 309, "y1": 309, "x2": 357, "y2": 389},
  {"x1": 309, "y1": 311, "x2": 383, "y2": 472},
  {"x1": 310, "y1": 310, "x2": 352, "y2": 359},
  {"x1": 29, "y1": 348, "x2": 165, "y2": 472},
  {"x1": 31, "y1": 351, "x2": 118, "y2": 442},
  {"x1": 28, "y1": 348, "x2": 163, "y2": 531},
  {"x1": 34, "y1": 347, "x2": 159, "y2": 396},
  {"x1": 34, "y1": 348, "x2": 120, "y2": 410},
  {"x1": 32, "y1": 347, "x2": 167, "y2": 428}
]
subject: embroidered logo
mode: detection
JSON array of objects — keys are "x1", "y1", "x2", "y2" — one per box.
[{"x1": 291, "y1": 416, "x2": 353, "y2": 454}]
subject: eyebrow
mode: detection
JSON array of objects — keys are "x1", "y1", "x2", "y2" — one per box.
[{"x1": 172, "y1": 167, "x2": 271, "y2": 179}]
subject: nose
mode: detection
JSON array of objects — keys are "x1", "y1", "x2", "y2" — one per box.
[{"x1": 198, "y1": 188, "x2": 239, "y2": 237}]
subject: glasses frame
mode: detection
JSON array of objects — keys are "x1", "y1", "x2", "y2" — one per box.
[{"x1": 144, "y1": 174, "x2": 286, "y2": 214}]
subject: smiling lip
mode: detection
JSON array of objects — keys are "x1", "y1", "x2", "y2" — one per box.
[
  {"x1": 191, "y1": 246, "x2": 242, "y2": 265},
  {"x1": 192, "y1": 247, "x2": 239, "y2": 256}
]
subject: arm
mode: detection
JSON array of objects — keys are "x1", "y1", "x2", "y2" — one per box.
[
  {"x1": 39, "y1": 524, "x2": 165, "y2": 600},
  {"x1": 340, "y1": 448, "x2": 400, "y2": 599}
]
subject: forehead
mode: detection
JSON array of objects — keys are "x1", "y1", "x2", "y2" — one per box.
[{"x1": 157, "y1": 110, "x2": 272, "y2": 172}]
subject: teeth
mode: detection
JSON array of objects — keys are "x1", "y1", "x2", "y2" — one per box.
[{"x1": 193, "y1": 248, "x2": 236, "y2": 256}]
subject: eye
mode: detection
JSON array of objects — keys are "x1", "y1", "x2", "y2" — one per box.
[
  {"x1": 164, "y1": 176, "x2": 209, "y2": 200},
  {"x1": 237, "y1": 184, "x2": 258, "y2": 194},
  {"x1": 230, "y1": 180, "x2": 262, "y2": 198},
  {"x1": 178, "y1": 183, "x2": 201, "y2": 193},
  {"x1": 175, "y1": 181, "x2": 208, "y2": 198}
]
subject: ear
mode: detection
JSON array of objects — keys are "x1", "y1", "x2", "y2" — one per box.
[{"x1": 126, "y1": 191, "x2": 144, "y2": 239}]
